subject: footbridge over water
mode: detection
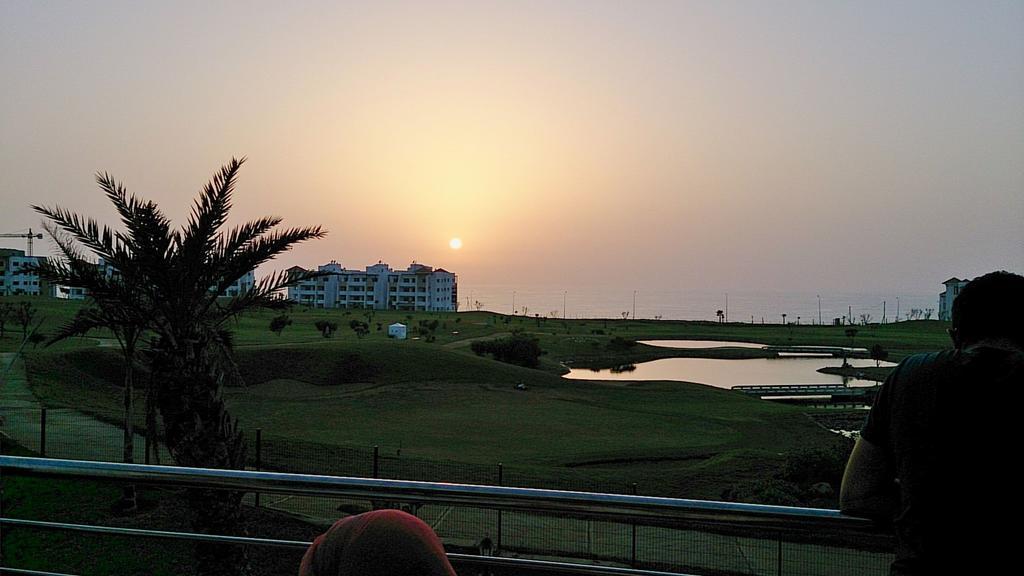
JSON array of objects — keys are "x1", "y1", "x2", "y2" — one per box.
[
  {"x1": 763, "y1": 345, "x2": 868, "y2": 357},
  {"x1": 733, "y1": 383, "x2": 880, "y2": 405}
]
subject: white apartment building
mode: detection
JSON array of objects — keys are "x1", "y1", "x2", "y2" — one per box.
[
  {"x1": 223, "y1": 270, "x2": 256, "y2": 297},
  {"x1": 0, "y1": 249, "x2": 46, "y2": 296},
  {"x1": 2, "y1": 249, "x2": 256, "y2": 300},
  {"x1": 287, "y1": 261, "x2": 458, "y2": 312},
  {"x1": 938, "y1": 277, "x2": 969, "y2": 321}
]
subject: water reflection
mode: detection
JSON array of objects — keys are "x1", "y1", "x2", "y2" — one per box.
[
  {"x1": 637, "y1": 339, "x2": 765, "y2": 349},
  {"x1": 566, "y1": 356, "x2": 894, "y2": 389}
]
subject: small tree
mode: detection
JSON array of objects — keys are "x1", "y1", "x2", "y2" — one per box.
[
  {"x1": 0, "y1": 302, "x2": 12, "y2": 338},
  {"x1": 781, "y1": 313, "x2": 787, "y2": 325},
  {"x1": 269, "y1": 314, "x2": 292, "y2": 336},
  {"x1": 716, "y1": 309, "x2": 724, "y2": 323},
  {"x1": 474, "y1": 300, "x2": 484, "y2": 311},
  {"x1": 15, "y1": 301, "x2": 36, "y2": 337},
  {"x1": 859, "y1": 313, "x2": 872, "y2": 325},
  {"x1": 315, "y1": 319, "x2": 338, "y2": 337},
  {"x1": 870, "y1": 344, "x2": 889, "y2": 367}
]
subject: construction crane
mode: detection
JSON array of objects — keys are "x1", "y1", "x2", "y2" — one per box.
[{"x1": 0, "y1": 228, "x2": 44, "y2": 256}]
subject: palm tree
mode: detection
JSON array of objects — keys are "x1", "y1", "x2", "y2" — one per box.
[
  {"x1": 32, "y1": 175, "x2": 160, "y2": 509},
  {"x1": 35, "y1": 158, "x2": 325, "y2": 575}
]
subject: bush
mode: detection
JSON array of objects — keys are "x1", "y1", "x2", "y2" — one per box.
[
  {"x1": 606, "y1": 336, "x2": 637, "y2": 351},
  {"x1": 721, "y1": 478, "x2": 803, "y2": 506},
  {"x1": 470, "y1": 334, "x2": 543, "y2": 368},
  {"x1": 348, "y1": 320, "x2": 369, "y2": 338},
  {"x1": 782, "y1": 444, "x2": 851, "y2": 488}
]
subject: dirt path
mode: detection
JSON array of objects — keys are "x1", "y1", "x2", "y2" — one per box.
[
  {"x1": 442, "y1": 332, "x2": 511, "y2": 349},
  {"x1": 0, "y1": 352, "x2": 166, "y2": 462}
]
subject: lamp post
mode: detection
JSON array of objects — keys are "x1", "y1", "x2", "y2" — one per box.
[
  {"x1": 512, "y1": 291, "x2": 516, "y2": 315},
  {"x1": 563, "y1": 291, "x2": 567, "y2": 319},
  {"x1": 817, "y1": 295, "x2": 822, "y2": 325},
  {"x1": 632, "y1": 290, "x2": 637, "y2": 320}
]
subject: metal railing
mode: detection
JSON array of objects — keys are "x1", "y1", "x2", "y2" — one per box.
[{"x1": 0, "y1": 456, "x2": 892, "y2": 576}]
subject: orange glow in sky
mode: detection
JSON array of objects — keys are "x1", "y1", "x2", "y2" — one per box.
[{"x1": 0, "y1": 1, "x2": 1020, "y2": 293}]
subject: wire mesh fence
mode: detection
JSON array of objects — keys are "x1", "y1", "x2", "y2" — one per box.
[{"x1": 0, "y1": 406, "x2": 894, "y2": 575}]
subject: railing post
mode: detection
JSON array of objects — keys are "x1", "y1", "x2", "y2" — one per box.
[
  {"x1": 255, "y1": 428, "x2": 262, "y2": 508},
  {"x1": 497, "y1": 463, "x2": 503, "y2": 554},
  {"x1": 631, "y1": 482, "x2": 638, "y2": 568},
  {"x1": 373, "y1": 445, "x2": 379, "y2": 479},
  {"x1": 39, "y1": 407, "x2": 47, "y2": 458}
]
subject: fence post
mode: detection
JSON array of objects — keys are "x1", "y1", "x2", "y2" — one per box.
[
  {"x1": 631, "y1": 482, "x2": 638, "y2": 567},
  {"x1": 497, "y1": 463, "x2": 503, "y2": 554},
  {"x1": 373, "y1": 445, "x2": 379, "y2": 479},
  {"x1": 255, "y1": 428, "x2": 262, "y2": 508},
  {"x1": 777, "y1": 538, "x2": 783, "y2": 576},
  {"x1": 39, "y1": 407, "x2": 47, "y2": 458}
]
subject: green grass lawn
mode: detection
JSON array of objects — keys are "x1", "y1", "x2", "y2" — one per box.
[
  {"x1": 9, "y1": 298, "x2": 950, "y2": 503},
  {"x1": 23, "y1": 333, "x2": 848, "y2": 501}
]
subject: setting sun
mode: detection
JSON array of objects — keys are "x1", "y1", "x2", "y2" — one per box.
[{"x1": 449, "y1": 237, "x2": 462, "y2": 250}]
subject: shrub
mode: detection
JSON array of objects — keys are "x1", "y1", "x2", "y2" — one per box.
[
  {"x1": 470, "y1": 334, "x2": 543, "y2": 368},
  {"x1": 606, "y1": 336, "x2": 637, "y2": 351},
  {"x1": 348, "y1": 320, "x2": 369, "y2": 338},
  {"x1": 782, "y1": 444, "x2": 851, "y2": 488}
]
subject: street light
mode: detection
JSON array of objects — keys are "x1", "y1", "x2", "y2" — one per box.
[
  {"x1": 817, "y1": 295, "x2": 822, "y2": 325},
  {"x1": 632, "y1": 290, "x2": 637, "y2": 320}
]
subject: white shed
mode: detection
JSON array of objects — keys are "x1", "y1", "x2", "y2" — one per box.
[{"x1": 388, "y1": 322, "x2": 407, "y2": 340}]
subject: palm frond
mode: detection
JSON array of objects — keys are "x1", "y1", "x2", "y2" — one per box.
[
  {"x1": 47, "y1": 307, "x2": 110, "y2": 346},
  {"x1": 208, "y1": 225, "x2": 325, "y2": 297},
  {"x1": 32, "y1": 204, "x2": 124, "y2": 265},
  {"x1": 178, "y1": 158, "x2": 245, "y2": 267}
]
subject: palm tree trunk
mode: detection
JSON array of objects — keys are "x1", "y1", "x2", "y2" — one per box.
[
  {"x1": 120, "y1": 346, "x2": 137, "y2": 512},
  {"x1": 145, "y1": 373, "x2": 161, "y2": 465},
  {"x1": 156, "y1": 361, "x2": 250, "y2": 576}
]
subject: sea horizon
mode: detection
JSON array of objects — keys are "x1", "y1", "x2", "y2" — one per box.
[{"x1": 460, "y1": 284, "x2": 938, "y2": 324}]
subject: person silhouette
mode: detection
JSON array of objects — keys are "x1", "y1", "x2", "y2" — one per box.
[{"x1": 841, "y1": 271, "x2": 1024, "y2": 575}]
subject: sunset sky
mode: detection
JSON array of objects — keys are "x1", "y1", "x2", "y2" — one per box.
[{"x1": 2, "y1": 1, "x2": 1021, "y2": 297}]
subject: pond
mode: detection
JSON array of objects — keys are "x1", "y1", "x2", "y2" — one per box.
[
  {"x1": 638, "y1": 340, "x2": 869, "y2": 354},
  {"x1": 564, "y1": 356, "x2": 894, "y2": 389}
]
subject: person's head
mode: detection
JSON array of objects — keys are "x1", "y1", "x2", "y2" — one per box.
[
  {"x1": 299, "y1": 510, "x2": 457, "y2": 576},
  {"x1": 950, "y1": 270, "x2": 1024, "y2": 350}
]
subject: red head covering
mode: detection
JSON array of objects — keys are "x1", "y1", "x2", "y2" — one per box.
[{"x1": 299, "y1": 510, "x2": 458, "y2": 576}]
